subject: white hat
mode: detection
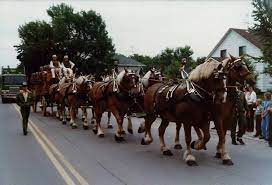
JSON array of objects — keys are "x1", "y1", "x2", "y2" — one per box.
[
  {"x1": 52, "y1": 54, "x2": 57, "y2": 58},
  {"x1": 64, "y1": 55, "x2": 69, "y2": 59}
]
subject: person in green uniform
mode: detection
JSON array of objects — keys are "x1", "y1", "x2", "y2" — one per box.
[
  {"x1": 16, "y1": 82, "x2": 34, "y2": 135},
  {"x1": 231, "y1": 83, "x2": 249, "y2": 145}
]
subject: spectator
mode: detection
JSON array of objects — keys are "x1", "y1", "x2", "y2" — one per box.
[
  {"x1": 268, "y1": 108, "x2": 272, "y2": 147},
  {"x1": 254, "y1": 99, "x2": 263, "y2": 137},
  {"x1": 231, "y1": 84, "x2": 248, "y2": 145},
  {"x1": 260, "y1": 92, "x2": 272, "y2": 140},
  {"x1": 245, "y1": 86, "x2": 257, "y2": 132}
]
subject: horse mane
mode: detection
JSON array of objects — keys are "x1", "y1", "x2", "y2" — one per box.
[
  {"x1": 117, "y1": 69, "x2": 133, "y2": 85},
  {"x1": 142, "y1": 71, "x2": 151, "y2": 88},
  {"x1": 189, "y1": 58, "x2": 220, "y2": 82},
  {"x1": 221, "y1": 58, "x2": 230, "y2": 68}
]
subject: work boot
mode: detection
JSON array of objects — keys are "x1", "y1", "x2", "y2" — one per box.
[
  {"x1": 237, "y1": 138, "x2": 245, "y2": 145},
  {"x1": 232, "y1": 140, "x2": 238, "y2": 145},
  {"x1": 23, "y1": 128, "x2": 28, "y2": 136}
]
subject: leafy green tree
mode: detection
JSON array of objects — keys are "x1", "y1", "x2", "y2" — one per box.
[
  {"x1": 47, "y1": 3, "x2": 115, "y2": 74},
  {"x1": 164, "y1": 60, "x2": 180, "y2": 78},
  {"x1": 130, "y1": 46, "x2": 196, "y2": 78},
  {"x1": 15, "y1": 21, "x2": 53, "y2": 76},
  {"x1": 251, "y1": 0, "x2": 272, "y2": 76},
  {"x1": 15, "y1": 3, "x2": 115, "y2": 76},
  {"x1": 129, "y1": 54, "x2": 155, "y2": 72}
]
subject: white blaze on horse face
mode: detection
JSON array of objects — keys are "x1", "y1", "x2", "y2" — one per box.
[{"x1": 223, "y1": 79, "x2": 227, "y2": 103}]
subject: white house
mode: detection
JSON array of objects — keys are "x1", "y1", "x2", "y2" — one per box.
[{"x1": 207, "y1": 28, "x2": 272, "y2": 92}]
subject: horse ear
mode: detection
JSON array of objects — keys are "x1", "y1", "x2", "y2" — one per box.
[{"x1": 228, "y1": 53, "x2": 236, "y2": 61}]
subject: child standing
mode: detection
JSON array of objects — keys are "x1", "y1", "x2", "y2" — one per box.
[{"x1": 254, "y1": 99, "x2": 263, "y2": 137}]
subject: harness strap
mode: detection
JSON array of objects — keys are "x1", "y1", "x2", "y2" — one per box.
[
  {"x1": 166, "y1": 84, "x2": 179, "y2": 101},
  {"x1": 153, "y1": 84, "x2": 168, "y2": 112}
]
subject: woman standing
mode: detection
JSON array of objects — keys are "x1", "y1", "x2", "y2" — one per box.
[{"x1": 260, "y1": 92, "x2": 272, "y2": 140}]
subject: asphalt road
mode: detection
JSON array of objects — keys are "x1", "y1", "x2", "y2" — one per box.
[{"x1": 1, "y1": 102, "x2": 272, "y2": 185}]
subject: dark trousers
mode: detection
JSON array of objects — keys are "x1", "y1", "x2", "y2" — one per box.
[
  {"x1": 269, "y1": 112, "x2": 272, "y2": 146},
  {"x1": 246, "y1": 105, "x2": 255, "y2": 132},
  {"x1": 20, "y1": 106, "x2": 30, "y2": 133},
  {"x1": 255, "y1": 115, "x2": 262, "y2": 136},
  {"x1": 231, "y1": 113, "x2": 246, "y2": 141}
]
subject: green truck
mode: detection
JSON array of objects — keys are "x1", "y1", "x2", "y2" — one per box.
[{"x1": 0, "y1": 67, "x2": 26, "y2": 103}]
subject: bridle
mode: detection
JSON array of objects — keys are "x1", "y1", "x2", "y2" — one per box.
[{"x1": 191, "y1": 69, "x2": 227, "y2": 103}]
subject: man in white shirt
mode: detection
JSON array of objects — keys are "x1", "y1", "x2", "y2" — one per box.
[
  {"x1": 49, "y1": 54, "x2": 62, "y2": 83},
  {"x1": 59, "y1": 55, "x2": 75, "y2": 86},
  {"x1": 246, "y1": 86, "x2": 257, "y2": 132}
]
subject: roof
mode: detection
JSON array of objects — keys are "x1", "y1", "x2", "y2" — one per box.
[
  {"x1": 114, "y1": 54, "x2": 145, "y2": 67},
  {"x1": 207, "y1": 28, "x2": 264, "y2": 58}
]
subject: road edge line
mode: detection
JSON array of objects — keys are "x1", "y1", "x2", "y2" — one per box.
[{"x1": 13, "y1": 104, "x2": 76, "y2": 185}]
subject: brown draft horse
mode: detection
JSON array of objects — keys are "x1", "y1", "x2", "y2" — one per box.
[
  {"x1": 141, "y1": 59, "x2": 227, "y2": 166},
  {"x1": 209, "y1": 56, "x2": 256, "y2": 165},
  {"x1": 106, "y1": 69, "x2": 163, "y2": 134},
  {"x1": 90, "y1": 69, "x2": 140, "y2": 142},
  {"x1": 63, "y1": 75, "x2": 94, "y2": 129},
  {"x1": 30, "y1": 71, "x2": 44, "y2": 112},
  {"x1": 186, "y1": 56, "x2": 255, "y2": 165}
]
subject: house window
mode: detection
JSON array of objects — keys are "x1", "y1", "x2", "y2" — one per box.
[
  {"x1": 220, "y1": 49, "x2": 227, "y2": 58},
  {"x1": 239, "y1": 46, "x2": 246, "y2": 56}
]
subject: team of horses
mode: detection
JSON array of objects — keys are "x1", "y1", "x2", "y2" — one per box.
[{"x1": 29, "y1": 56, "x2": 255, "y2": 166}]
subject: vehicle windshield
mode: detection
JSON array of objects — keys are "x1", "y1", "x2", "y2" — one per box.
[{"x1": 2, "y1": 75, "x2": 26, "y2": 85}]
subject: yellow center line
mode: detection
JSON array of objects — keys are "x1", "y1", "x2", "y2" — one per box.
[{"x1": 13, "y1": 104, "x2": 90, "y2": 185}]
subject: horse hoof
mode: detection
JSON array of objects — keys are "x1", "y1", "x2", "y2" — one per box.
[
  {"x1": 174, "y1": 144, "x2": 182, "y2": 150},
  {"x1": 163, "y1": 150, "x2": 173, "y2": 156},
  {"x1": 215, "y1": 153, "x2": 222, "y2": 159},
  {"x1": 223, "y1": 159, "x2": 234, "y2": 166},
  {"x1": 72, "y1": 125, "x2": 78, "y2": 129},
  {"x1": 83, "y1": 125, "x2": 89, "y2": 130},
  {"x1": 92, "y1": 129, "x2": 98, "y2": 134},
  {"x1": 138, "y1": 127, "x2": 145, "y2": 133},
  {"x1": 81, "y1": 118, "x2": 85, "y2": 121},
  {"x1": 98, "y1": 133, "x2": 104, "y2": 138},
  {"x1": 128, "y1": 128, "x2": 133, "y2": 135},
  {"x1": 187, "y1": 160, "x2": 198, "y2": 166},
  {"x1": 62, "y1": 121, "x2": 66, "y2": 125},
  {"x1": 107, "y1": 125, "x2": 113, "y2": 129},
  {"x1": 190, "y1": 141, "x2": 196, "y2": 149},
  {"x1": 141, "y1": 138, "x2": 147, "y2": 145},
  {"x1": 114, "y1": 135, "x2": 125, "y2": 143}
]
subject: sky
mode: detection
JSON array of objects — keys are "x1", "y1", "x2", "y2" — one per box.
[{"x1": 0, "y1": 0, "x2": 254, "y2": 68}]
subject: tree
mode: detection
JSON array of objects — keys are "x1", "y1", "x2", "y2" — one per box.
[
  {"x1": 47, "y1": 3, "x2": 115, "y2": 74},
  {"x1": 130, "y1": 46, "x2": 196, "y2": 78},
  {"x1": 15, "y1": 3, "x2": 115, "y2": 76},
  {"x1": 129, "y1": 54, "x2": 155, "y2": 72},
  {"x1": 251, "y1": 0, "x2": 272, "y2": 76},
  {"x1": 15, "y1": 21, "x2": 54, "y2": 76}
]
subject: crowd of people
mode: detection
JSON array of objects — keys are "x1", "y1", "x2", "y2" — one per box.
[{"x1": 231, "y1": 85, "x2": 272, "y2": 147}]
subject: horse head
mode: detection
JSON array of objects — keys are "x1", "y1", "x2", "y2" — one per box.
[
  {"x1": 222, "y1": 55, "x2": 256, "y2": 86},
  {"x1": 117, "y1": 69, "x2": 140, "y2": 95},
  {"x1": 189, "y1": 58, "x2": 227, "y2": 104}
]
